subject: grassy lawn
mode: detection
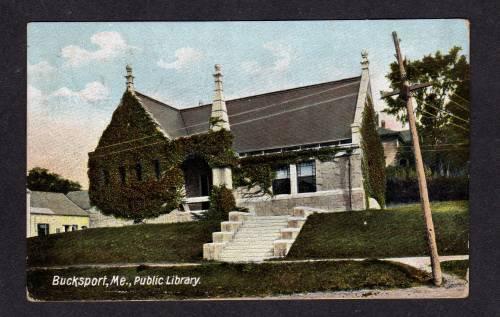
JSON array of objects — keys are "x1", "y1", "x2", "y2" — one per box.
[
  {"x1": 286, "y1": 201, "x2": 468, "y2": 260},
  {"x1": 441, "y1": 260, "x2": 469, "y2": 279},
  {"x1": 27, "y1": 221, "x2": 220, "y2": 267},
  {"x1": 27, "y1": 260, "x2": 430, "y2": 300}
]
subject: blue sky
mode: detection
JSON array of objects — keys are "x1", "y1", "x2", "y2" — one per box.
[{"x1": 27, "y1": 20, "x2": 469, "y2": 188}]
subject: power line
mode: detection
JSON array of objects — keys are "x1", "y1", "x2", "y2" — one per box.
[
  {"x1": 419, "y1": 109, "x2": 469, "y2": 132},
  {"x1": 398, "y1": 143, "x2": 468, "y2": 148},
  {"x1": 90, "y1": 140, "x2": 167, "y2": 158},
  {"x1": 232, "y1": 93, "x2": 358, "y2": 127},
  {"x1": 425, "y1": 103, "x2": 469, "y2": 124},
  {"x1": 452, "y1": 94, "x2": 470, "y2": 105},
  {"x1": 169, "y1": 81, "x2": 360, "y2": 133},
  {"x1": 447, "y1": 98, "x2": 470, "y2": 113},
  {"x1": 418, "y1": 148, "x2": 469, "y2": 152},
  {"x1": 96, "y1": 135, "x2": 161, "y2": 150}
]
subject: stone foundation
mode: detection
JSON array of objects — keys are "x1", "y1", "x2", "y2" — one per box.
[
  {"x1": 88, "y1": 207, "x2": 193, "y2": 228},
  {"x1": 236, "y1": 188, "x2": 365, "y2": 216}
]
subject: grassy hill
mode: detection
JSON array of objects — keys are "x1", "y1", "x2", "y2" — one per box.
[
  {"x1": 27, "y1": 221, "x2": 219, "y2": 267},
  {"x1": 286, "y1": 201, "x2": 469, "y2": 259},
  {"x1": 27, "y1": 260, "x2": 430, "y2": 300},
  {"x1": 28, "y1": 201, "x2": 468, "y2": 267}
]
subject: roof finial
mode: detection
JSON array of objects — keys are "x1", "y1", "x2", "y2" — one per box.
[
  {"x1": 210, "y1": 64, "x2": 230, "y2": 131},
  {"x1": 361, "y1": 50, "x2": 369, "y2": 69},
  {"x1": 125, "y1": 64, "x2": 135, "y2": 93}
]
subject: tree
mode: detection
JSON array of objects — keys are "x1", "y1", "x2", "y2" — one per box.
[
  {"x1": 27, "y1": 167, "x2": 82, "y2": 194},
  {"x1": 383, "y1": 46, "x2": 469, "y2": 175},
  {"x1": 360, "y1": 102, "x2": 386, "y2": 209}
]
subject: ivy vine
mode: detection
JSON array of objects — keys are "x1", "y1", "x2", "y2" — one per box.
[{"x1": 234, "y1": 147, "x2": 347, "y2": 197}]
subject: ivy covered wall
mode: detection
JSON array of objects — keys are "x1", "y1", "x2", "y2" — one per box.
[
  {"x1": 89, "y1": 90, "x2": 377, "y2": 220},
  {"x1": 88, "y1": 91, "x2": 236, "y2": 222}
]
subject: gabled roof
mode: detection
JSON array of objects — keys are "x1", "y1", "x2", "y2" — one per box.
[
  {"x1": 377, "y1": 127, "x2": 411, "y2": 143},
  {"x1": 30, "y1": 191, "x2": 89, "y2": 217},
  {"x1": 66, "y1": 190, "x2": 91, "y2": 210},
  {"x1": 135, "y1": 76, "x2": 361, "y2": 153}
]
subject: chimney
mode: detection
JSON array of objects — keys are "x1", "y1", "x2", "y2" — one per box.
[
  {"x1": 381, "y1": 120, "x2": 386, "y2": 128},
  {"x1": 210, "y1": 64, "x2": 230, "y2": 131},
  {"x1": 125, "y1": 64, "x2": 135, "y2": 93}
]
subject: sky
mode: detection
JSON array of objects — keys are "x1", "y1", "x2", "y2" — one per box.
[{"x1": 27, "y1": 20, "x2": 469, "y2": 188}]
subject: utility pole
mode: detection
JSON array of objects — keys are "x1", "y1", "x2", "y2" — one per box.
[{"x1": 381, "y1": 31, "x2": 443, "y2": 286}]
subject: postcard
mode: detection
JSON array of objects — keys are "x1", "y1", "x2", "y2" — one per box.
[{"x1": 26, "y1": 20, "x2": 469, "y2": 301}]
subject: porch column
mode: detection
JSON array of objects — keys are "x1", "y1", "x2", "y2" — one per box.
[
  {"x1": 212, "y1": 167, "x2": 233, "y2": 189},
  {"x1": 290, "y1": 164, "x2": 298, "y2": 195}
]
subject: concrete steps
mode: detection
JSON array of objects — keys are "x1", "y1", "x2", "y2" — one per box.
[
  {"x1": 203, "y1": 208, "x2": 329, "y2": 262},
  {"x1": 218, "y1": 215, "x2": 289, "y2": 262}
]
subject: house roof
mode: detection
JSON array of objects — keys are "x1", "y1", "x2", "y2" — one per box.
[
  {"x1": 135, "y1": 76, "x2": 361, "y2": 153},
  {"x1": 377, "y1": 127, "x2": 411, "y2": 143},
  {"x1": 30, "y1": 191, "x2": 89, "y2": 217},
  {"x1": 66, "y1": 190, "x2": 91, "y2": 210}
]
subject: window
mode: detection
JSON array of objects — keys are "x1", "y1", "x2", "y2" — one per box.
[
  {"x1": 64, "y1": 225, "x2": 71, "y2": 232},
  {"x1": 135, "y1": 163, "x2": 143, "y2": 181},
  {"x1": 152, "y1": 159, "x2": 161, "y2": 180},
  {"x1": 297, "y1": 161, "x2": 316, "y2": 193},
  {"x1": 272, "y1": 165, "x2": 291, "y2": 195},
  {"x1": 102, "y1": 169, "x2": 110, "y2": 185},
  {"x1": 82, "y1": 226, "x2": 87, "y2": 229},
  {"x1": 119, "y1": 166, "x2": 126, "y2": 184},
  {"x1": 37, "y1": 224, "x2": 49, "y2": 237},
  {"x1": 56, "y1": 228, "x2": 61, "y2": 233},
  {"x1": 72, "y1": 225, "x2": 78, "y2": 231}
]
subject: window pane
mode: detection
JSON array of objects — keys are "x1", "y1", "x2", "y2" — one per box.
[
  {"x1": 37, "y1": 224, "x2": 49, "y2": 237},
  {"x1": 272, "y1": 179, "x2": 291, "y2": 195},
  {"x1": 298, "y1": 161, "x2": 315, "y2": 176},
  {"x1": 298, "y1": 176, "x2": 316, "y2": 193},
  {"x1": 298, "y1": 161, "x2": 316, "y2": 193},
  {"x1": 275, "y1": 166, "x2": 289, "y2": 179}
]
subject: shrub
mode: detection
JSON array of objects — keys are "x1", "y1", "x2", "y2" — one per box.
[
  {"x1": 386, "y1": 176, "x2": 469, "y2": 204},
  {"x1": 360, "y1": 102, "x2": 386, "y2": 208},
  {"x1": 196, "y1": 185, "x2": 236, "y2": 220}
]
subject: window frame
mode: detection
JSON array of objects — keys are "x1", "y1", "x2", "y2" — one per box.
[
  {"x1": 37, "y1": 223, "x2": 49, "y2": 236},
  {"x1": 272, "y1": 165, "x2": 291, "y2": 195},
  {"x1": 297, "y1": 160, "x2": 317, "y2": 193}
]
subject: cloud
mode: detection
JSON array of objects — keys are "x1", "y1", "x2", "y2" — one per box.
[
  {"x1": 61, "y1": 31, "x2": 135, "y2": 67},
  {"x1": 51, "y1": 81, "x2": 110, "y2": 103},
  {"x1": 241, "y1": 42, "x2": 294, "y2": 75},
  {"x1": 157, "y1": 47, "x2": 203, "y2": 71},
  {"x1": 263, "y1": 42, "x2": 293, "y2": 72},
  {"x1": 28, "y1": 83, "x2": 113, "y2": 188},
  {"x1": 28, "y1": 61, "x2": 56, "y2": 79}
]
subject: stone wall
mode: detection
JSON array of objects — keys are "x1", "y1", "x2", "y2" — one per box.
[
  {"x1": 88, "y1": 207, "x2": 192, "y2": 228},
  {"x1": 315, "y1": 153, "x2": 364, "y2": 192},
  {"x1": 236, "y1": 189, "x2": 364, "y2": 216},
  {"x1": 235, "y1": 151, "x2": 366, "y2": 215}
]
